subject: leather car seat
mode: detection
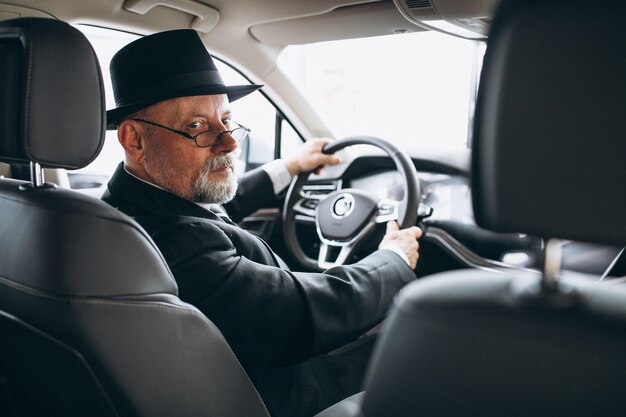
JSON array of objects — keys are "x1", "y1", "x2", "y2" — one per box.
[
  {"x1": 358, "y1": 0, "x2": 626, "y2": 416},
  {"x1": 0, "y1": 18, "x2": 271, "y2": 417}
]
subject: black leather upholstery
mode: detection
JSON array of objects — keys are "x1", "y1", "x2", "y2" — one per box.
[
  {"x1": 359, "y1": 0, "x2": 626, "y2": 416},
  {"x1": 472, "y1": 0, "x2": 626, "y2": 246},
  {"x1": 362, "y1": 270, "x2": 626, "y2": 417},
  {"x1": 0, "y1": 18, "x2": 105, "y2": 169},
  {"x1": 0, "y1": 18, "x2": 270, "y2": 417},
  {"x1": 0, "y1": 310, "x2": 118, "y2": 417}
]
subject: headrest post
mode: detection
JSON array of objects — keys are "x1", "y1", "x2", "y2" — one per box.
[
  {"x1": 18, "y1": 161, "x2": 55, "y2": 191},
  {"x1": 30, "y1": 161, "x2": 44, "y2": 187},
  {"x1": 542, "y1": 239, "x2": 566, "y2": 291}
]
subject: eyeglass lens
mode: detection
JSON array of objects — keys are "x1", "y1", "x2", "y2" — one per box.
[{"x1": 196, "y1": 127, "x2": 249, "y2": 147}]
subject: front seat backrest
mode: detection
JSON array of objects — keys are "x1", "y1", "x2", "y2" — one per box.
[
  {"x1": 359, "y1": 0, "x2": 626, "y2": 416},
  {"x1": 0, "y1": 18, "x2": 270, "y2": 417}
]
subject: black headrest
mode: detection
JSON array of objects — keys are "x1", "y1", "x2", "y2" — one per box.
[
  {"x1": 0, "y1": 18, "x2": 105, "y2": 169},
  {"x1": 472, "y1": 0, "x2": 626, "y2": 246}
]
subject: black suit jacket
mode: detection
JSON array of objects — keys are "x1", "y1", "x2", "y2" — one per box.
[{"x1": 102, "y1": 162, "x2": 415, "y2": 413}]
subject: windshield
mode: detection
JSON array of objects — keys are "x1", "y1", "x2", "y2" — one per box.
[{"x1": 279, "y1": 32, "x2": 484, "y2": 151}]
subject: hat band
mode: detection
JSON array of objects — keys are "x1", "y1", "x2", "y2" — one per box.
[{"x1": 116, "y1": 70, "x2": 225, "y2": 106}]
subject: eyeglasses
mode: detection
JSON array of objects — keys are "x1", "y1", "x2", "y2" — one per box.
[{"x1": 131, "y1": 118, "x2": 251, "y2": 148}]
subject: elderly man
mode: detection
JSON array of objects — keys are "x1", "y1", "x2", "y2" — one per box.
[{"x1": 103, "y1": 29, "x2": 422, "y2": 417}]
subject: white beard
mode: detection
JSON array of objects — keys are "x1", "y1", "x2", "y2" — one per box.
[{"x1": 191, "y1": 154, "x2": 238, "y2": 204}]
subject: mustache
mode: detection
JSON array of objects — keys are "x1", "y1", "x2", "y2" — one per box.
[{"x1": 206, "y1": 153, "x2": 236, "y2": 172}]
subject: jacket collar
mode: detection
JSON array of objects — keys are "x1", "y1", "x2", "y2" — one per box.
[{"x1": 106, "y1": 162, "x2": 222, "y2": 221}]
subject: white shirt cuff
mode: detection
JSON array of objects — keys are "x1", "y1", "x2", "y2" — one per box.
[
  {"x1": 262, "y1": 159, "x2": 293, "y2": 195},
  {"x1": 379, "y1": 243, "x2": 410, "y2": 266}
]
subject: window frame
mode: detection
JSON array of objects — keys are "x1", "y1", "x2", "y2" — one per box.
[{"x1": 212, "y1": 57, "x2": 306, "y2": 168}]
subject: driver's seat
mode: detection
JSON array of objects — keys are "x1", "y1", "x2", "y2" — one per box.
[
  {"x1": 0, "y1": 18, "x2": 270, "y2": 417},
  {"x1": 359, "y1": 0, "x2": 626, "y2": 416}
]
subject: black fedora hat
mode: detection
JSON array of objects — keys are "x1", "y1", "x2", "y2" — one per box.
[{"x1": 106, "y1": 29, "x2": 262, "y2": 129}]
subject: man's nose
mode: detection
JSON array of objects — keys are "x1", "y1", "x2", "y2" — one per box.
[{"x1": 212, "y1": 130, "x2": 238, "y2": 154}]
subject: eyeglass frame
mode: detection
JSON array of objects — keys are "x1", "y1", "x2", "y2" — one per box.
[{"x1": 130, "y1": 118, "x2": 251, "y2": 148}]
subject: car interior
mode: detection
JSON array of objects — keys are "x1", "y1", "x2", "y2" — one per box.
[{"x1": 0, "y1": 0, "x2": 625, "y2": 416}]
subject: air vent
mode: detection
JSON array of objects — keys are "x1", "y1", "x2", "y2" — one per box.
[
  {"x1": 295, "y1": 180, "x2": 341, "y2": 218},
  {"x1": 398, "y1": 0, "x2": 435, "y2": 18},
  {"x1": 393, "y1": 0, "x2": 491, "y2": 40},
  {"x1": 404, "y1": 0, "x2": 432, "y2": 10},
  {"x1": 301, "y1": 180, "x2": 341, "y2": 198}
]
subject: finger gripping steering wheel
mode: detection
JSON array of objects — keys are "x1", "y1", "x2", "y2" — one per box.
[{"x1": 282, "y1": 136, "x2": 420, "y2": 271}]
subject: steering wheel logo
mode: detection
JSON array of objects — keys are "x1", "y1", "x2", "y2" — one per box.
[{"x1": 331, "y1": 194, "x2": 355, "y2": 219}]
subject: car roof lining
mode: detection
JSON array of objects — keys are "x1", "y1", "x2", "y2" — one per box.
[
  {"x1": 0, "y1": 0, "x2": 493, "y2": 143},
  {"x1": 0, "y1": 0, "x2": 495, "y2": 44}
]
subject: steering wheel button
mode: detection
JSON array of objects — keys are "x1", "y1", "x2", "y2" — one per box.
[{"x1": 303, "y1": 199, "x2": 318, "y2": 209}]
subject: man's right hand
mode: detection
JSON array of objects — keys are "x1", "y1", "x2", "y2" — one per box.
[{"x1": 378, "y1": 221, "x2": 423, "y2": 269}]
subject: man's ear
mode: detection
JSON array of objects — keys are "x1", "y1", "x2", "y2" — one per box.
[{"x1": 117, "y1": 120, "x2": 145, "y2": 164}]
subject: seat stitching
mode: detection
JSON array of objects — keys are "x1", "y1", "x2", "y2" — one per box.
[
  {"x1": 0, "y1": 275, "x2": 192, "y2": 313},
  {"x1": 0, "y1": 275, "x2": 249, "y2": 372}
]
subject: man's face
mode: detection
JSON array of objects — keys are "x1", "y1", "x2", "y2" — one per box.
[{"x1": 135, "y1": 94, "x2": 239, "y2": 204}]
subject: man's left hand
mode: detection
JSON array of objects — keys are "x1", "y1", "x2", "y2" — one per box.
[{"x1": 284, "y1": 138, "x2": 342, "y2": 176}]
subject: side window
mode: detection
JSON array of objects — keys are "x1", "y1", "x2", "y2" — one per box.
[
  {"x1": 279, "y1": 119, "x2": 304, "y2": 161},
  {"x1": 214, "y1": 68, "x2": 276, "y2": 168},
  {"x1": 214, "y1": 61, "x2": 304, "y2": 170}
]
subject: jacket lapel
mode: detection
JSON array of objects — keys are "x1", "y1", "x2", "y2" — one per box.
[
  {"x1": 105, "y1": 162, "x2": 221, "y2": 221},
  {"x1": 104, "y1": 162, "x2": 290, "y2": 270}
]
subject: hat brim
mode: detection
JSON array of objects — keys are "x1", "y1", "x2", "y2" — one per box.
[{"x1": 106, "y1": 83, "x2": 262, "y2": 130}]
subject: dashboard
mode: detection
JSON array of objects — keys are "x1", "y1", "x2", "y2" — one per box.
[
  {"x1": 349, "y1": 170, "x2": 474, "y2": 225},
  {"x1": 300, "y1": 155, "x2": 624, "y2": 279}
]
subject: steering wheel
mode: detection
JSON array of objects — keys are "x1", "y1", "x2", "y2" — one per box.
[{"x1": 283, "y1": 136, "x2": 420, "y2": 271}]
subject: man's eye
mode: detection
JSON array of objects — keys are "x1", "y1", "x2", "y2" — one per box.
[
  {"x1": 222, "y1": 119, "x2": 232, "y2": 129},
  {"x1": 187, "y1": 122, "x2": 208, "y2": 132}
]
